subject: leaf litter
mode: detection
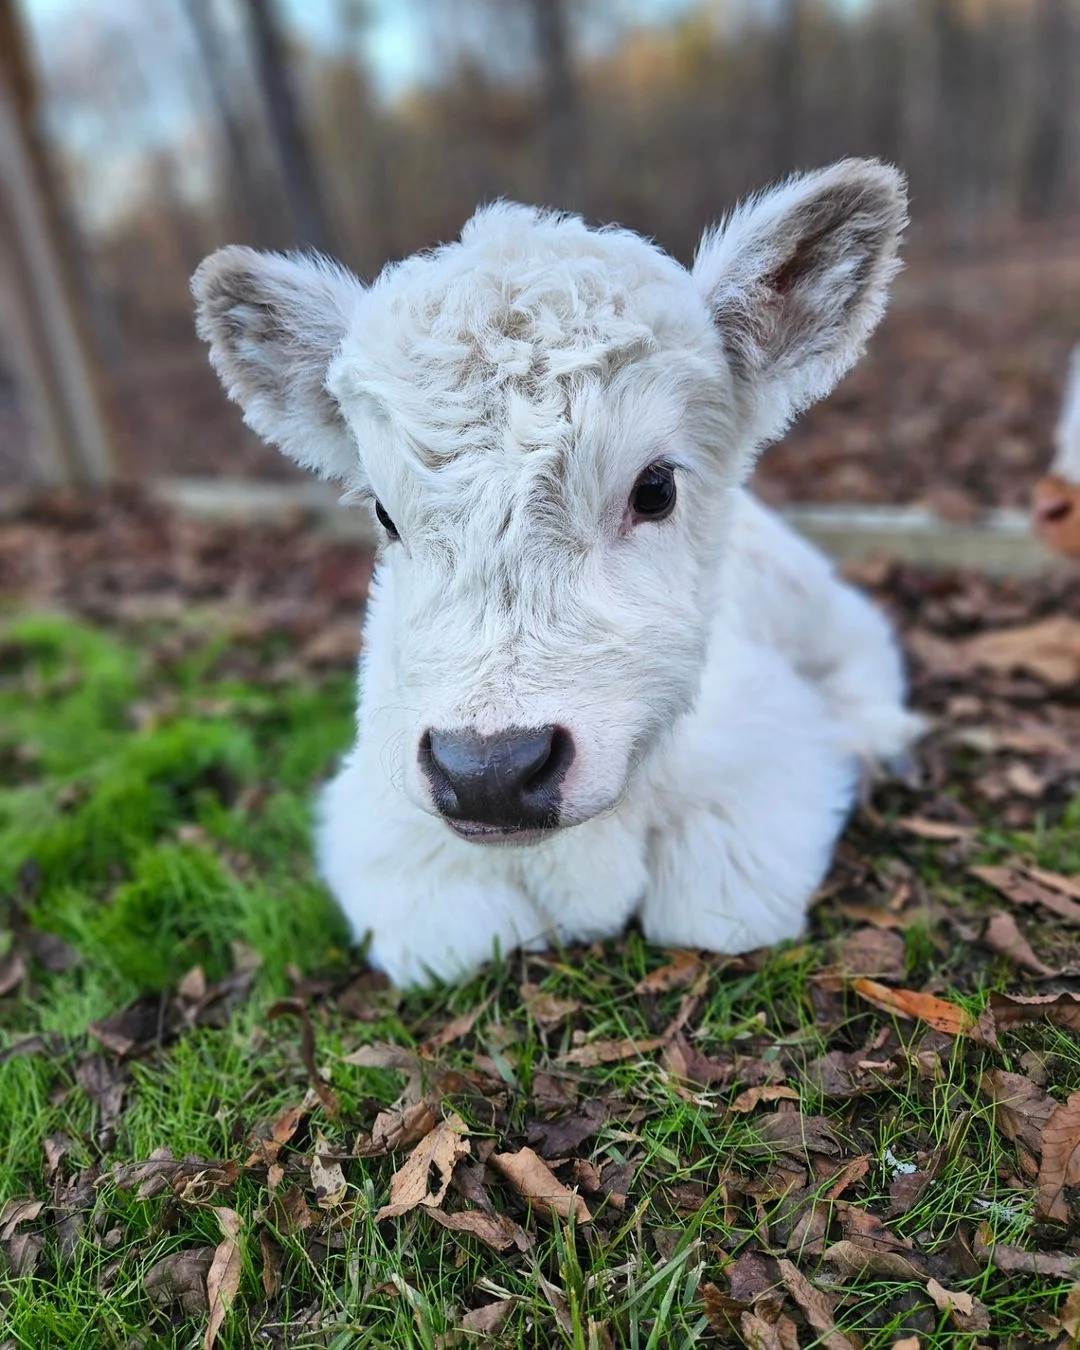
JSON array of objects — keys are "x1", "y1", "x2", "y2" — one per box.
[{"x1": 5, "y1": 496, "x2": 1080, "y2": 1343}]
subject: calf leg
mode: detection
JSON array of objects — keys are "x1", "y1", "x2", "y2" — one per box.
[
  {"x1": 316, "y1": 751, "x2": 548, "y2": 986},
  {"x1": 638, "y1": 642, "x2": 856, "y2": 953}
]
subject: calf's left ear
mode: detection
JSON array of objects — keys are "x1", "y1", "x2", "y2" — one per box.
[
  {"x1": 192, "y1": 247, "x2": 365, "y2": 482},
  {"x1": 692, "y1": 158, "x2": 907, "y2": 451}
]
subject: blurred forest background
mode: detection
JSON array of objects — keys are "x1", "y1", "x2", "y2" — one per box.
[{"x1": 2, "y1": 0, "x2": 1079, "y2": 511}]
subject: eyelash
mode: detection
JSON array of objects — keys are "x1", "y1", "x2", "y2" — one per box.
[{"x1": 374, "y1": 500, "x2": 399, "y2": 540}]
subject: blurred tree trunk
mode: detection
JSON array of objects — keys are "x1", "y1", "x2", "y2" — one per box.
[
  {"x1": 0, "y1": 0, "x2": 115, "y2": 483},
  {"x1": 865, "y1": 2, "x2": 903, "y2": 163},
  {"x1": 526, "y1": 0, "x2": 583, "y2": 210},
  {"x1": 1020, "y1": 0, "x2": 1072, "y2": 220},
  {"x1": 181, "y1": 0, "x2": 286, "y2": 240},
  {"x1": 771, "y1": 0, "x2": 801, "y2": 175},
  {"x1": 241, "y1": 0, "x2": 338, "y2": 253},
  {"x1": 931, "y1": 0, "x2": 975, "y2": 245}
]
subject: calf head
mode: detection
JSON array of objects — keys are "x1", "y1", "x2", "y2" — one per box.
[
  {"x1": 193, "y1": 159, "x2": 906, "y2": 840},
  {"x1": 1033, "y1": 346, "x2": 1080, "y2": 557}
]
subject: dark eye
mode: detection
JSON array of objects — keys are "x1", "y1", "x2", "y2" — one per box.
[
  {"x1": 630, "y1": 463, "x2": 676, "y2": 521},
  {"x1": 374, "y1": 500, "x2": 399, "y2": 540}
]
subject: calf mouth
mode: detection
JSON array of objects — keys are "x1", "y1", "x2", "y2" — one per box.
[{"x1": 446, "y1": 819, "x2": 558, "y2": 846}]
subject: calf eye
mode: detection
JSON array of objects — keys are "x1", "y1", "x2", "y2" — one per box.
[
  {"x1": 630, "y1": 463, "x2": 676, "y2": 521},
  {"x1": 374, "y1": 500, "x2": 399, "y2": 540}
]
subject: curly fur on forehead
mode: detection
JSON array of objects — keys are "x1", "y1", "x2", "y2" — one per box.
[{"x1": 328, "y1": 202, "x2": 716, "y2": 467}]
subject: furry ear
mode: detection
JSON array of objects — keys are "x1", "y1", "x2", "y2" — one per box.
[
  {"x1": 1053, "y1": 345, "x2": 1080, "y2": 479},
  {"x1": 192, "y1": 246, "x2": 364, "y2": 481},
  {"x1": 693, "y1": 158, "x2": 907, "y2": 451}
]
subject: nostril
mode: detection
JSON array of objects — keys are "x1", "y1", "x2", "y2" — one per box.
[
  {"x1": 1040, "y1": 499, "x2": 1073, "y2": 524},
  {"x1": 523, "y1": 725, "x2": 575, "y2": 793}
]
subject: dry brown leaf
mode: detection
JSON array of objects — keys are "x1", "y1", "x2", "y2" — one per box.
[
  {"x1": 310, "y1": 1130, "x2": 348, "y2": 1208},
  {"x1": 894, "y1": 816, "x2": 974, "y2": 842},
  {"x1": 851, "y1": 979, "x2": 982, "y2": 1039},
  {"x1": 418, "y1": 997, "x2": 491, "y2": 1056},
  {"x1": 1059, "y1": 1284, "x2": 1080, "y2": 1339},
  {"x1": 342, "y1": 1043, "x2": 426, "y2": 1102},
  {"x1": 490, "y1": 1146, "x2": 592, "y2": 1223},
  {"x1": 749, "y1": 1112, "x2": 844, "y2": 1158},
  {"x1": 957, "y1": 618, "x2": 1080, "y2": 686},
  {"x1": 245, "y1": 1101, "x2": 307, "y2": 1167},
  {"x1": 740, "y1": 1311, "x2": 802, "y2": 1350},
  {"x1": 833, "y1": 928, "x2": 908, "y2": 983},
  {"x1": 635, "y1": 951, "x2": 705, "y2": 995},
  {"x1": 729, "y1": 1085, "x2": 802, "y2": 1113},
  {"x1": 702, "y1": 1285, "x2": 751, "y2": 1336},
  {"x1": 459, "y1": 1299, "x2": 516, "y2": 1334},
  {"x1": 144, "y1": 1247, "x2": 215, "y2": 1315},
  {"x1": 557, "y1": 1034, "x2": 666, "y2": 1068},
  {"x1": 204, "y1": 1208, "x2": 243, "y2": 1350},
  {"x1": 1037, "y1": 1090, "x2": 1080, "y2": 1223},
  {"x1": 521, "y1": 983, "x2": 581, "y2": 1027},
  {"x1": 426, "y1": 1207, "x2": 530, "y2": 1252},
  {"x1": 970, "y1": 865, "x2": 1080, "y2": 926},
  {"x1": 1025, "y1": 864, "x2": 1080, "y2": 900},
  {"x1": 268, "y1": 1184, "x2": 313, "y2": 1234},
  {"x1": 982, "y1": 912, "x2": 1056, "y2": 976},
  {"x1": 977, "y1": 1234, "x2": 1080, "y2": 1279},
  {"x1": 259, "y1": 1230, "x2": 282, "y2": 1299},
  {"x1": 0, "y1": 951, "x2": 27, "y2": 998},
  {"x1": 778, "y1": 1259, "x2": 857, "y2": 1350},
  {"x1": 926, "y1": 1277, "x2": 990, "y2": 1332},
  {"x1": 0, "y1": 1197, "x2": 44, "y2": 1240},
  {"x1": 823, "y1": 1155, "x2": 872, "y2": 1201},
  {"x1": 989, "y1": 990, "x2": 1080, "y2": 1034},
  {"x1": 6, "y1": 1232, "x2": 44, "y2": 1278},
  {"x1": 376, "y1": 1114, "x2": 470, "y2": 1221},
  {"x1": 175, "y1": 1161, "x2": 243, "y2": 1205},
  {"x1": 824, "y1": 1239, "x2": 928, "y2": 1281},
  {"x1": 980, "y1": 1070, "x2": 1057, "y2": 1157},
  {"x1": 358, "y1": 1100, "x2": 439, "y2": 1157},
  {"x1": 178, "y1": 964, "x2": 208, "y2": 1002}
]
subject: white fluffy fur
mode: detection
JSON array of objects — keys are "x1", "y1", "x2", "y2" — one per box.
[
  {"x1": 1051, "y1": 344, "x2": 1080, "y2": 480},
  {"x1": 193, "y1": 159, "x2": 923, "y2": 987}
]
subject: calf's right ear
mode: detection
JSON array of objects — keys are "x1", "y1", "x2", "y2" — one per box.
[
  {"x1": 192, "y1": 247, "x2": 365, "y2": 482},
  {"x1": 692, "y1": 158, "x2": 907, "y2": 454}
]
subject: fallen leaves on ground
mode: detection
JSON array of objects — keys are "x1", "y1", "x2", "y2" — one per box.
[
  {"x1": 851, "y1": 979, "x2": 984, "y2": 1040},
  {"x1": 1036, "y1": 1091, "x2": 1080, "y2": 1223},
  {"x1": 375, "y1": 1115, "x2": 471, "y2": 1222},
  {"x1": 970, "y1": 863, "x2": 1080, "y2": 926},
  {"x1": 981, "y1": 910, "x2": 1057, "y2": 976},
  {"x1": 204, "y1": 1208, "x2": 244, "y2": 1350},
  {"x1": 8, "y1": 497, "x2": 1080, "y2": 1343},
  {"x1": 490, "y1": 1147, "x2": 592, "y2": 1224},
  {"x1": 557, "y1": 1033, "x2": 667, "y2": 1067}
]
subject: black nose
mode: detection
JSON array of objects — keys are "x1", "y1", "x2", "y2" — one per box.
[{"x1": 420, "y1": 726, "x2": 574, "y2": 829}]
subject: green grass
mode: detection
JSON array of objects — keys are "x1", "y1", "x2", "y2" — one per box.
[{"x1": 1, "y1": 610, "x2": 1079, "y2": 1348}]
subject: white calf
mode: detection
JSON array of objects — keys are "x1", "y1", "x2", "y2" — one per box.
[{"x1": 193, "y1": 158, "x2": 923, "y2": 987}]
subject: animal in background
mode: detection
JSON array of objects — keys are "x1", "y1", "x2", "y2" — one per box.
[
  {"x1": 193, "y1": 158, "x2": 923, "y2": 988},
  {"x1": 1033, "y1": 346, "x2": 1080, "y2": 557}
]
